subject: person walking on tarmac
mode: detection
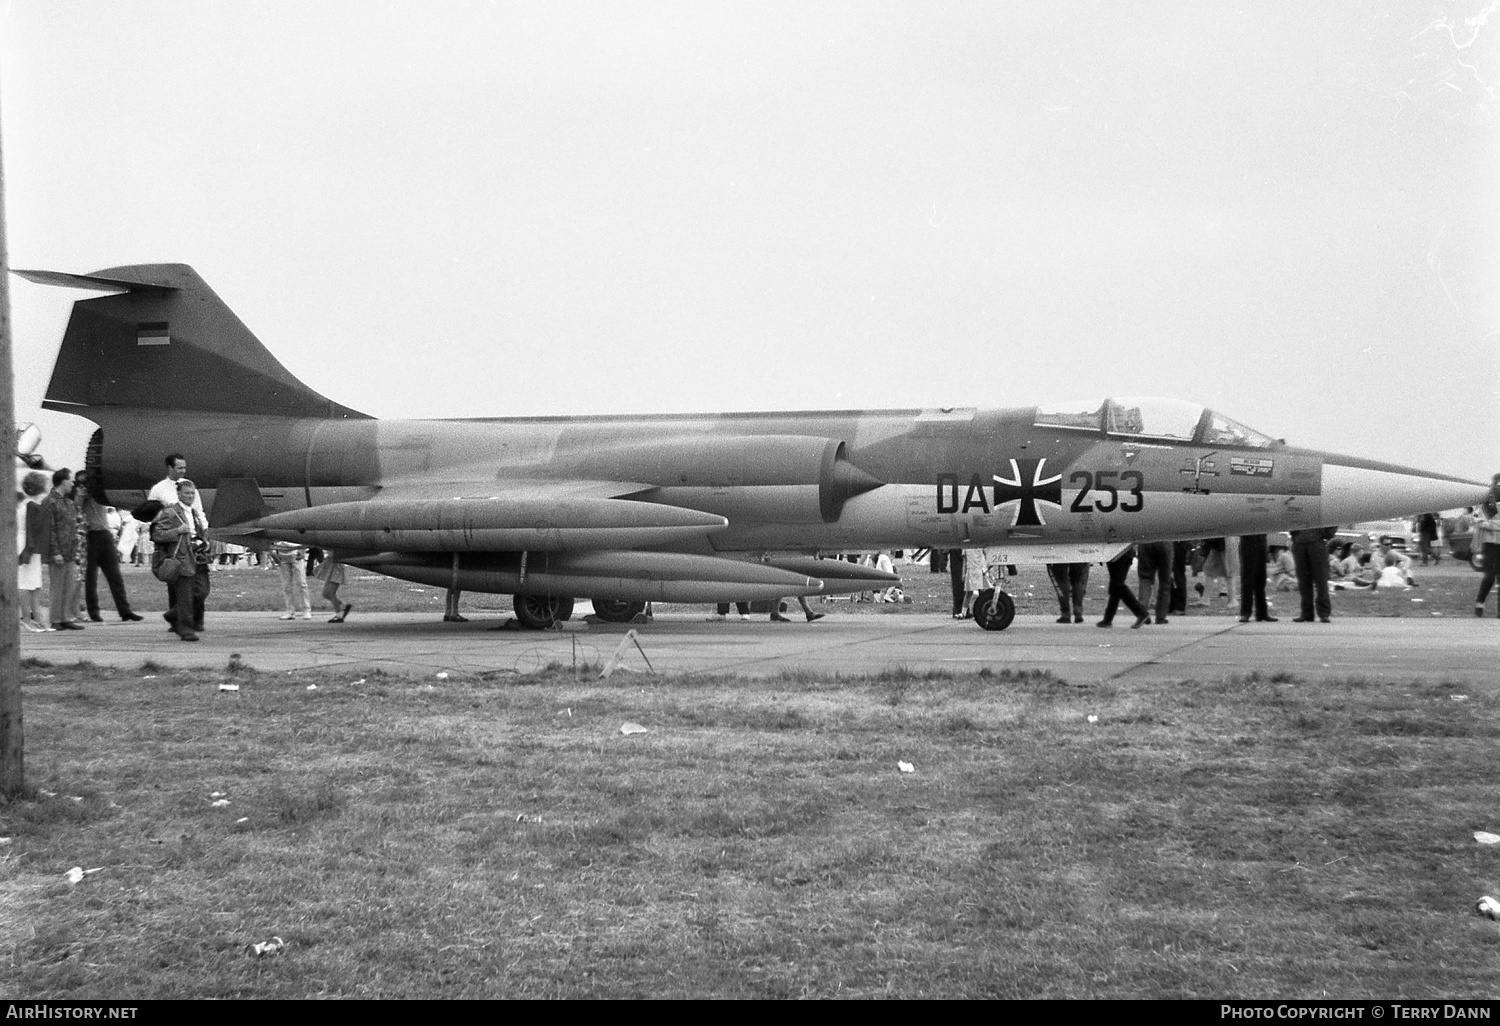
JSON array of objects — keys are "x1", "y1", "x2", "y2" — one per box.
[
  {"x1": 1135, "y1": 540, "x2": 1174, "y2": 624},
  {"x1": 152, "y1": 479, "x2": 211, "y2": 642},
  {"x1": 147, "y1": 453, "x2": 203, "y2": 619},
  {"x1": 76, "y1": 470, "x2": 143, "y2": 623},
  {"x1": 1473, "y1": 501, "x2": 1500, "y2": 617},
  {"x1": 1097, "y1": 546, "x2": 1149, "y2": 629}
]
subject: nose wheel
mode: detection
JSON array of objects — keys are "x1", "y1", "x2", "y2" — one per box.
[{"x1": 971, "y1": 588, "x2": 1015, "y2": 631}]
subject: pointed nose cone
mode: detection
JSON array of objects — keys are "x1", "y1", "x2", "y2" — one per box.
[{"x1": 1320, "y1": 456, "x2": 1491, "y2": 524}]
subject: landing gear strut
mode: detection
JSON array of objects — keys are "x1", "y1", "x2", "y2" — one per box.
[
  {"x1": 513, "y1": 594, "x2": 575, "y2": 629},
  {"x1": 971, "y1": 588, "x2": 1015, "y2": 631}
]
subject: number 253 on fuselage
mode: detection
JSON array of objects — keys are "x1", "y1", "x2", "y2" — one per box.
[{"x1": 18, "y1": 264, "x2": 1491, "y2": 629}]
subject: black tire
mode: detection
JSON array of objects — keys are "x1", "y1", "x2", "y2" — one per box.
[
  {"x1": 513, "y1": 594, "x2": 575, "y2": 629},
  {"x1": 972, "y1": 588, "x2": 1016, "y2": 631},
  {"x1": 591, "y1": 599, "x2": 646, "y2": 623}
]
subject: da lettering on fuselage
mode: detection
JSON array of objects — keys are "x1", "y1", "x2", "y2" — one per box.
[
  {"x1": 936, "y1": 457, "x2": 1151, "y2": 527},
  {"x1": 935, "y1": 458, "x2": 1066, "y2": 527}
]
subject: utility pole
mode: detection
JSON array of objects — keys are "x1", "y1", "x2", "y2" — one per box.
[{"x1": 0, "y1": 92, "x2": 24, "y2": 794}]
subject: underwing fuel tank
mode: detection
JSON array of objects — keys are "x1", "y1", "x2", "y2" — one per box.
[
  {"x1": 341, "y1": 550, "x2": 824, "y2": 604},
  {"x1": 246, "y1": 498, "x2": 727, "y2": 551}
]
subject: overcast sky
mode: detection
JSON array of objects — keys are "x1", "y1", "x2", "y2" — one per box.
[{"x1": 3, "y1": 1, "x2": 1496, "y2": 481}]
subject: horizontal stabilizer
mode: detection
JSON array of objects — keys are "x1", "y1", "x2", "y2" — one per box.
[
  {"x1": 248, "y1": 497, "x2": 728, "y2": 551},
  {"x1": 13, "y1": 268, "x2": 179, "y2": 293}
]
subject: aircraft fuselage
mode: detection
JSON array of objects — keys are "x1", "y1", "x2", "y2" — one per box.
[{"x1": 87, "y1": 404, "x2": 1475, "y2": 561}]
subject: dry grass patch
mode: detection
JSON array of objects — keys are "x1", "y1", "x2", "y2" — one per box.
[{"x1": 2, "y1": 660, "x2": 1498, "y2": 998}]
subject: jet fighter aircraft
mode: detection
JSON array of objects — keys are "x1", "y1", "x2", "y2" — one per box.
[{"x1": 17, "y1": 264, "x2": 1492, "y2": 630}]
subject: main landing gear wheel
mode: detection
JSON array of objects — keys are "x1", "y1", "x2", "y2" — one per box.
[
  {"x1": 591, "y1": 599, "x2": 647, "y2": 623},
  {"x1": 513, "y1": 594, "x2": 576, "y2": 629},
  {"x1": 971, "y1": 588, "x2": 1015, "y2": 631}
]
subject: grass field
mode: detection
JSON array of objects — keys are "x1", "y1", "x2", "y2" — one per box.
[{"x1": 3, "y1": 652, "x2": 1499, "y2": 998}]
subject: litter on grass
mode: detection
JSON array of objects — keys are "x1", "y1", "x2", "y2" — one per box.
[
  {"x1": 620, "y1": 722, "x2": 648, "y2": 735},
  {"x1": 248, "y1": 937, "x2": 285, "y2": 957},
  {"x1": 218, "y1": 683, "x2": 240, "y2": 692},
  {"x1": 306, "y1": 684, "x2": 317, "y2": 691},
  {"x1": 1474, "y1": 831, "x2": 1500, "y2": 845},
  {"x1": 64, "y1": 867, "x2": 83, "y2": 884},
  {"x1": 1087, "y1": 715, "x2": 1099, "y2": 723},
  {"x1": 898, "y1": 761, "x2": 915, "y2": 773},
  {"x1": 211, "y1": 799, "x2": 231, "y2": 808},
  {"x1": 435, "y1": 672, "x2": 449, "y2": 680},
  {"x1": 1452, "y1": 695, "x2": 1469, "y2": 702},
  {"x1": 1478, "y1": 896, "x2": 1500, "y2": 920}
]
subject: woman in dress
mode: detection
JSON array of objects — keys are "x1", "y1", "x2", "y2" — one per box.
[
  {"x1": 961, "y1": 546, "x2": 993, "y2": 618},
  {"x1": 314, "y1": 550, "x2": 352, "y2": 622},
  {"x1": 16, "y1": 471, "x2": 49, "y2": 631}
]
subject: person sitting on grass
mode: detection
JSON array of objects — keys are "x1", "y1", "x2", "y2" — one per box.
[
  {"x1": 1268, "y1": 545, "x2": 1297, "y2": 591},
  {"x1": 1370, "y1": 542, "x2": 1415, "y2": 589},
  {"x1": 1331, "y1": 543, "x2": 1377, "y2": 590}
]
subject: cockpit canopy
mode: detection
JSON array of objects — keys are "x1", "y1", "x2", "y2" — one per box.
[{"x1": 1034, "y1": 397, "x2": 1280, "y2": 449}]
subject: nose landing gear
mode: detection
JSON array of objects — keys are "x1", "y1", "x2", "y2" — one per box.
[{"x1": 971, "y1": 588, "x2": 1015, "y2": 631}]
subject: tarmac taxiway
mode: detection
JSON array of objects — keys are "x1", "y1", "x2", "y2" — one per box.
[{"x1": 20, "y1": 611, "x2": 1496, "y2": 684}]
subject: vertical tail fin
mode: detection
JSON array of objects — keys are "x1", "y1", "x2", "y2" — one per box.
[{"x1": 16, "y1": 264, "x2": 368, "y2": 419}]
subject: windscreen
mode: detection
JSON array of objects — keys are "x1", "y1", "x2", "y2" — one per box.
[
  {"x1": 1036, "y1": 397, "x2": 1279, "y2": 447},
  {"x1": 1103, "y1": 397, "x2": 1204, "y2": 440}
]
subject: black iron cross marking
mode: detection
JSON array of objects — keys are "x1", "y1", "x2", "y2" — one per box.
[{"x1": 992, "y1": 457, "x2": 1063, "y2": 527}]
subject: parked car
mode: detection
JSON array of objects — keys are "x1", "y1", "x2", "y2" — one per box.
[
  {"x1": 1336, "y1": 519, "x2": 1415, "y2": 551},
  {"x1": 1438, "y1": 514, "x2": 1486, "y2": 569}
]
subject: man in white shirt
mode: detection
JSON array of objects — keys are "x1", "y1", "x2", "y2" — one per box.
[
  {"x1": 146, "y1": 453, "x2": 205, "y2": 617},
  {"x1": 147, "y1": 453, "x2": 204, "y2": 514}
]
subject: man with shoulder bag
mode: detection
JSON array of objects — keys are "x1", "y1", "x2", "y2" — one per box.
[{"x1": 151, "y1": 479, "x2": 211, "y2": 642}]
